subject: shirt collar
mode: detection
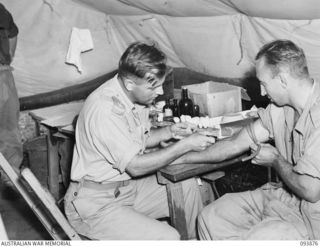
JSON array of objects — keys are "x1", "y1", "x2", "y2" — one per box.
[
  {"x1": 295, "y1": 79, "x2": 320, "y2": 135},
  {"x1": 284, "y1": 106, "x2": 295, "y2": 131}
]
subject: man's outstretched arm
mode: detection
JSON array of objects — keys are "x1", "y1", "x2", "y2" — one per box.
[{"x1": 173, "y1": 119, "x2": 270, "y2": 164}]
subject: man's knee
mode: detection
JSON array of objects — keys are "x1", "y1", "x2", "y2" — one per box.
[
  {"x1": 158, "y1": 226, "x2": 180, "y2": 240},
  {"x1": 168, "y1": 228, "x2": 181, "y2": 240},
  {"x1": 197, "y1": 196, "x2": 235, "y2": 240},
  {"x1": 198, "y1": 199, "x2": 220, "y2": 220},
  {"x1": 200, "y1": 203, "x2": 211, "y2": 218},
  {"x1": 245, "y1": 219, "x2": 302, "y2": 240}
]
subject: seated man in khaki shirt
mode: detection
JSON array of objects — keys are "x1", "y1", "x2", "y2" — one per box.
[
  {"x1": 64, "y1": 41, "x2": 215, "y2": 240},
  {"x1": 173, "y1": 39, "x2": 320, "y2": 240}
]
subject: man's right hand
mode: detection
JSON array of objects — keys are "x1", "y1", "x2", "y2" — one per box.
[{"x1": 182, "y1": 133, "x2": 216, "y2": 152}]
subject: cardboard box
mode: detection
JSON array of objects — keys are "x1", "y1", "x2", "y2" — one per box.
[{"x1": 185, "y1": 81, "x2": 242, "y2": 117}]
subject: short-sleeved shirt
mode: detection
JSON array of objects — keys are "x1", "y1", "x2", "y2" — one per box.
[
  {"x1": 0, "y1": 3, "x2": 18, "y2": 65},
  {"x1": 257, "y1": 80, "x2": 320, "y2": 238},
  {"x1": 70, "y1": 74, "x2": 151, "y2": 183}
]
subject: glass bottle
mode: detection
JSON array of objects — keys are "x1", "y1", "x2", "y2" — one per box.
[
  {"x1": 179, "y1": 88, "x2": 194, "y2": 117},
  {"x1": 172, "y1": 99, "x2": 179, "y2": 117},
  {"x1": 163, "y1": 98, "x2": 173, "y2": 117},
  {"x1": 193, "y1": 104, "x2": 200, "y2": 117}
]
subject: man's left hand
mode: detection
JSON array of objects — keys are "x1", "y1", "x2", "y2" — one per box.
[
  {"x1": 170, "y1": 122, "x2": 197, "y2": 139},
  {"x1": 250, "y1": 143, "x2": 281, "y2": 167}
]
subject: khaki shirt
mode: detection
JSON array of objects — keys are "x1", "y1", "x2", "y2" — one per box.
[
  {"x1": 258, "y1": 80, "x2": 320, "y2": 239},
  {"x1": 70, "y1": 75, "x2": 151, "y2": 183}
]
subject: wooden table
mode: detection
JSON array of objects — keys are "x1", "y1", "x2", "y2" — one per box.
[
  {"x1": 157, "y1": 154, "x2": 248, "y2": 240},
  {"x1": 29, "y1": 102, "x2": 83, "y2": 199}
]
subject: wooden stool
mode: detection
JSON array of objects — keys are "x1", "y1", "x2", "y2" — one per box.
[{"x1": 201, "y1": 171, "x2": 225, "y2": 199}]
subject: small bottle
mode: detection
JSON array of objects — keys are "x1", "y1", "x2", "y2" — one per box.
[
  {"x1": 157, "y1": 112, "x2": 164, "y2": 122},
  {"x1": 172, "y1": 99, "x2": 179, "y2": 117},
  {"x1": 163, "y1": 98, "x2": 173, "y2": 117},
  {"x1": 193, "y1": 104, "x2": 200, "y2": 117},
  {"x1": 179, "y1": 88, "x2": 194, "y2": 117}
]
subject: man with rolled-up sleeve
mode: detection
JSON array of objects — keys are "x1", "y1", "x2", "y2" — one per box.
[
  {"x1": 174, "y1": 39, "x2": 320, "y2": 240},
  {"x1": 64, "y1": 41, "x2": 216, "y2": 240}
]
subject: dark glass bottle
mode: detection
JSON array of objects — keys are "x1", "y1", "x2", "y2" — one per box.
[
  {"x1": 163, "y1": 98, "x2": 173, "y2": 117},
  {"x1": 193, "y1": 104, "x2": 200, "y2": 117},
  {"x1": 179, "y1": 88, "x2": 194, "y2": 116},
  {"x1": 172, "y1": 99, "x2": 179, "y2": 117}
]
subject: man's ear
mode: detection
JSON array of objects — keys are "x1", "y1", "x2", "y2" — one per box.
[
  {"x1": 124, "y1": 78, "x2": 135, "y2": 91},
  {"x1": 279, "y1": 73, "x2": 288, "y2": 89},
  {"x1": 145, "y1": 72, "x2": 156, "y2": 84}
]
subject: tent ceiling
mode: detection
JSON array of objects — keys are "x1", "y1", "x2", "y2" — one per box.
[
  {"x1": 76, "y1": 0, "x2": 320, "y2": 19},
  {"x1": 1, "y1": 0, "x2": 320, "y2": 98}
]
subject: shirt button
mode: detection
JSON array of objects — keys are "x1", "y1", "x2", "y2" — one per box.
[{"x1": 74, "y1": 192, "x2": 78, "y2": 196}]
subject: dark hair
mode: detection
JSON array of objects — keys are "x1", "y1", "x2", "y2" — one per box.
[
  {"x1": 255, "y1": 40, "x2": 309, "y2": 79},
  {"x1": 118, "y1": 41, "x2": 167, "y2": 82}
]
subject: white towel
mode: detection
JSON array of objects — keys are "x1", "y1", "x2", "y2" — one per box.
[{"x1": 65, "y1": 27, "x2": 94, "y2": 73}]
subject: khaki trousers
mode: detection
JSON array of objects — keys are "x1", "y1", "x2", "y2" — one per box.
[
  {"x1": 198, "y1": 182, "x2": 309, "y2": 240},
  {"x1": 64, "y1": 174, "x2": 203, "y2": 240}
]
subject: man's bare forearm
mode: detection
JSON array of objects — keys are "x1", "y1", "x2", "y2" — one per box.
[
  {"x1": 127, "y1": 138, "x2": 192, "y2": 177},
  {"x1": 175, "y1": 135, "x2": 246, "y2": 164},
  {"x1": 174, "y1": 119, "x2": 269, "y2": 165}
]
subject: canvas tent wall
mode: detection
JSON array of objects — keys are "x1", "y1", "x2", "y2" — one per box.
[{"x1": 1, "y1": 0, "x2": 320, "y2": 100}]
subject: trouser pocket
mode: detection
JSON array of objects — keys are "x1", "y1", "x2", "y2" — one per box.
[
  {"x1": 68, "y1": 184, "x2": 115, "y2": 220},
  {"x1": 64, "y1": 182, "x2": 79, "y2": 216}
]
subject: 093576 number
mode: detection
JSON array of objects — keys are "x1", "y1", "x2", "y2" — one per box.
[{"x1": 300, "y1": 241, "x2": 318, "y2": 246}]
